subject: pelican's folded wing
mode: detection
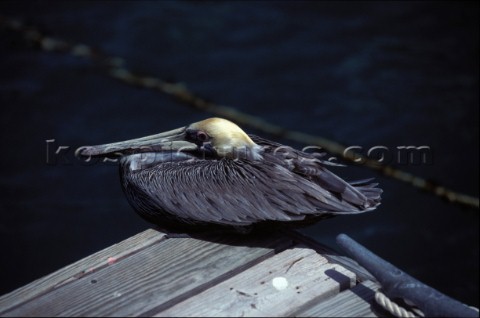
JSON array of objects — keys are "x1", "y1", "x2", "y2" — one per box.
[{"x1": 123, "y1": 158, "x2": 377, "y2": 226}]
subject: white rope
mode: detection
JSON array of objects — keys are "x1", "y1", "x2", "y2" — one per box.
[{"x1": 375, "y1": 290, "x2": 422, "y2": 318}]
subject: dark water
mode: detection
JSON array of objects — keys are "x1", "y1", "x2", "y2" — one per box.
[{"x1": 0, "y1": 1, "x2": 478, "y2": 307}]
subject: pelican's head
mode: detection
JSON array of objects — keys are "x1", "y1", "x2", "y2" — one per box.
[
  {"x1": 78, "y1": 117, "x2": 262, "y2": 161},
  {"x1": 186, "y1": 118, "x2": 261, "y2": 159}
]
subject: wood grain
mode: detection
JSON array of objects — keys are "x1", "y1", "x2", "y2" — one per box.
[
  {"x1": 2, "y1": 233, "x2": 291, "y2": 317},
  {"x1": 283, "y1": 229, "x2": 376, "y2": 281},
  {"x1": 296, "y1": 280, "x2": 382, "y2": 317},
  {"x1": 155, "y1": 245, "x2": 356, "y2": 317},
  {"x1": 1, "y1": 227, "x2": 382, "y2": 317},
  {"x1": 0, "y1": 228, "x2": 165, "y2": 315}
]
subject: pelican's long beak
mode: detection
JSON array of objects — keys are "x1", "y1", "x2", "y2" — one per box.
[{"x1": 77, "y1": 127, "x2": 197, "y2": 157}]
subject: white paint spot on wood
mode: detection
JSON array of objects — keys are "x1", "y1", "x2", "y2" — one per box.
[{"x1": 272, "y1": 277, "x2": 288, "y2": 290}]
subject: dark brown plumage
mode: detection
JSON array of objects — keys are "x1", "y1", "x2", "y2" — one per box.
[{"x1": 80, "y1": 118, "x2": 382, "y2": 232}]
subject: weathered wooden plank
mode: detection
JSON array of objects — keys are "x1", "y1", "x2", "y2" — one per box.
[
  {"x1": 284, "y1": 230, "x2": 376, "y2": 282},
  {"x1": 296, "y1": 280, "x2": 382, "y2": 317},
  {"x1": 155, "y1": 245, "x2": 356, "y2": 317},
  {"x1": 3, "y1": 233, "x2": 292, "y2": 317},
  {"x1": 0, "y1": 228, "x2": 166, "y2": 315}
]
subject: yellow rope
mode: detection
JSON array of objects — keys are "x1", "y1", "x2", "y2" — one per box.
[{"x1": 1, "y1": 15, "x2": 478, "y2": 209}]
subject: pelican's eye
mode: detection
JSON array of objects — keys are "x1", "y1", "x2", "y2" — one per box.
[
  {"x1": 186, "y1": 129, "x2": 210, "y2": 144},
  {"x1": 196, "y1": 131, "x2": 208, "y2": 142}
]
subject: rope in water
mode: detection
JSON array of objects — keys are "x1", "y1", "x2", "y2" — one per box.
[{"x1": 1, "y1": 15, "x2": 478, "y2": 210}]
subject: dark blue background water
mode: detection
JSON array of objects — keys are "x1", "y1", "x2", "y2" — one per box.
[{"x1": 1, "y1": 1, "x2": 478, "y2": 307}]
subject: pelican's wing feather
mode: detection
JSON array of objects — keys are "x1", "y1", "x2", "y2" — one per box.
[
  {"x1": 250, "y1": 134, "x2": 381, "y2": 209},
  {"x1": 123, "y1": 155, "x2": 379, "y2": 226}
]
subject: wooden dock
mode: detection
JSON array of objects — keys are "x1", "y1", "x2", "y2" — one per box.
[{"x1": 0, "y1": 228, "x2": 386, "y2": 317}]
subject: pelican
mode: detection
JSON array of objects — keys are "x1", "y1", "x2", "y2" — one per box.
[{"x1": 79, "y1": 118, "x2": 381, "y2": 232}]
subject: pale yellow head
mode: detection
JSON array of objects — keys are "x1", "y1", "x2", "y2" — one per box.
[{"x1": 188, "y1": 118, "x2": 261, "y2": 159}]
